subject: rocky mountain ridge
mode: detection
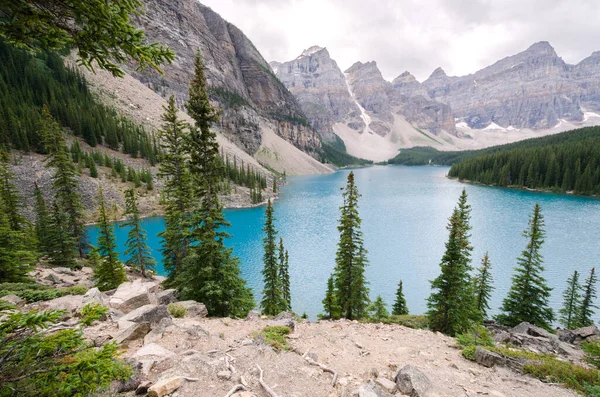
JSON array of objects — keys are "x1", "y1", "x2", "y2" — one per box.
[
  {"x1": 127, "y1": 0, "x2": 323, "y2": 161},
  {"x1": 272, "y1": 42, "x2": 600, "y2": 161}
]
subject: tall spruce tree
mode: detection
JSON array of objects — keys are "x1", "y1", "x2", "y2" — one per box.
[
  {"x1": 332, "y1": 171, "x2": 370, "y2": 320},
  {"x1": 121, "y1": 189, "x2": 155, "y2": 277},
  {"x1": 157, "y1": 95, "x2": 192, "y2": 285},
  {"x1": 33, "y1": 182, "x2": 51, "y2": 254},
  {"x1": 0, "y1": 153, "x2": 26, "y2": 231},
  {"x1": 93, "y1": 187, "x2": 126, "y2": 291},
  {"x1": 175, "y1": 51, "x2": 254, "y2": 317},
  {"x1": 559, "y1": 270, "x2": 582, "y2": 329},
  {"x1": 392, "y1": 280, "x2": 409, "y2": 316},
  {"x1": 0, "y1": 201, "x2": 31, "y2": 282},
  {"x1": 497, "y1": 203, "x2": 554, "y2": 330},
  {"x1": 279, "y1": 238, "x2": 291, "y2": 312},
  {"x1": 427, "y1": 190, "x2": 476, "y2": 336},
  {"x1": 260, "y1": 199, "x2": 283, "y2": 315},
  {"x1": 40, "y1": 106, "x2": 85, "y2": 257},
  {"x1": 473, "y1": 252, "x2": 494, "y2": 320},
  {"x1": 47, "y1": 202, "x2": 77, "y2": 268},
  {"x1": 321, "y1": 275, "x2": 340, "y2": 320},
  {"x1": 578, "y1": 267, "x2": 598, "y2": 327}
]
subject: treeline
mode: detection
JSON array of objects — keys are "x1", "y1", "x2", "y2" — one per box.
[
  {"x1": 448, "y1": 126, "x2": 600, "y2": 195},
  {"x1": 0, "y1": 41, "x2": 159, "y2": 163},
  {"x1": 387, "y1": 126, "x2": 600, "y2": 168},
  {"x1": 320, "y1": 136, "x2": 373, "y2": 167}
]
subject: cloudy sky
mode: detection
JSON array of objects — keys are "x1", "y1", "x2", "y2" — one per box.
[{"x1": 201, "y1": 0, "x2": 600, "y2": 82}]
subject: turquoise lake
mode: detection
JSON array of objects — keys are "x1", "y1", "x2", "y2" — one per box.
[{"x1": 86, "y1": 166, "x2": 600, "y2": 320}]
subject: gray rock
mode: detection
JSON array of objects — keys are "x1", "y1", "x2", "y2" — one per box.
[
  {"x1": 574, "y1": 325, "x2": 599, "y2": 339},
  {"x1": 357, "y1": 380, "x2": 394, "y2": 397},
  {"x1": 133, "y1": 343, "x2": 176, "y2": 359},
  {"x1": 136, "y1": 381, "x2": 153, "y2": 395},
  {"x1": 246, "y1": 310, "x2": 261, "y2": 321},
  {"x1": 268, "y1": 311, "x2": 295, "y2": 330},
  {"x1": 82, "y1": 287, "x2": 107, "y2": 307},
  {"x1": 374, "y1": 377, "x2": 396, "y2": 393},
  {"x1": 119, "y1": 304, "x2": 171, "y2": 325},
  {"x1": 474, "y1": 346, "x2": 530, "y2": 372},
  {"x1": 510, "y1": 322, "x2": 553, "y2": 339},
  {"x1": 394, "y1": 365, "x2": 433, "y2": 397},
  {"x1": 177, "y1": 300, "x2": 208, "y2": 318},
  {"x1": 147, "y1": 376, "x2": 184, "y2": 397},
  {"x1": 44, "y1": 273, "x2": 61, "y2": 284},
  {"x1": 157, "y1": 289, "x2": 178, "y2": 305},
  {"x1": 116, "y1": 322, "x2": 152, "y2": 344},
  {"x1": 0, "y1": 294, "x2": 24, "y2": 306},
  {"x1": 54, "y1": 267, "x2": 75, "y2": 276},
  {"x1": 109, "y1": 280, "x2": 159, "y2": 313},
  {"x1": 217, "y1": 370, "x2": 232, "y2": 380}
]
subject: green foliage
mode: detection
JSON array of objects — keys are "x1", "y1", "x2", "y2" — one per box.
[
  {"x1": 0, "y1": 283, "x2": 87, "y2": 303},
  {"x1": 279, "y1": 238, "x2": 291, "y2": 312},
  {"x1": 93, "y1": 187, "x2": 126, "y2": 291},
  {"x1": 261, "y1": 200, "x2": 285, "y2": 315},
  {"x1": 497, "y1": 203, "x2": 554, "y2": 330},
  {"x1": 79, "y1": 302, "x2": 108, "y2": 326},
  {"x1": 0, "y1": 154, "x2": 26, "y2": 231},
  {"x1": 321, "y1": 275, "x2": 340, "y2": 320},
  {"x1": 174, "y1": 52, "x2": 254, "y2": 318},
  {"x1": 444, "y1": 126, "x2": 600, "y2": 196},
  {"x1": 332, "y1": 171, "x2": 370, "y2": 320},
  {"x1": 208, "y1": 86, "x2": 249, "y2": 108},
  {"x1": 456, "y1": 325, "x2": 495, "y2": 349},
  {"x1": 367, "y1": 295, "x2": 389, "y2": 322},
  {"x1": 559, "y1": 270, "x2": 582, "y2": 329},
  {"x1": 259, "y1": 325, "x2": 291, "y2": 351},
  {"x1": 33, "y1": 183, "x2": 51, "y2": 254},
  {"x1": 0, "y1": 201, "x2": 32, "y2": 283},
  {"x1": 61, "y1": 286, "x2": 88, "y2": 295},
  {"x1": 0, "y1": 0, "x2": 174, "y2": 78},
  {"x1": 427, "y1": 189, "x2": 477, "y2": 336},
  {"x1": 0, "y1": 303, "x2": 131, "y2": 396},
  {"x1": 578, "y1": 267, "x2": 598, "y2": 328},
  {"x1": 523, "y1": 357, "x2": 600, "y2": 394},
  {"x1": 320, "y1": 139, "x2": 373, "y2": 167},
  {"x1": 380, "y1": 315, "x2": 429, "y2": 329},
  {"x1": 0, "y1": 41, "x2": 161, "y2": 160},
  {"x1": 473, "y1": 252, "x2": 494, "y2": 319},
  {"x1": 121, "y1": 189, "x2": 156, "y2": 277},
  {"x1": 167, "y1": 303, "x2": 187, "y2": 318},
  {"x1": 583, "y1": 341, "x2": 600, "y2": 369},
  {"x1": 392, "y1": 280, "x2": 409, "y2": 316}
]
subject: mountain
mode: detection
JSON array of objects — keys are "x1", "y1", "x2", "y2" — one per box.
[
  {"x1": 273, "y1": 42, "x2": 600, "y2": 162},
  {"x1": 272, "y1": 48, "x2": 456, "y2": 161},
  {"x1": 125, "y1": 0, "x2": 328, "y2": 171}
]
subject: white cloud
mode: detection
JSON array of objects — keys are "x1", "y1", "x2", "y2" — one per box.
[{"x1": 200, "y1": 0, "x2": 600, "y2": 82}]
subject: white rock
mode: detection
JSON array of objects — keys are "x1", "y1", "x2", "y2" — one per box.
[{"x1": 147, "y1": 376, "x2": 184, "y2": 397}]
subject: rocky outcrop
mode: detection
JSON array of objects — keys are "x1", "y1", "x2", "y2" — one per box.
[
  {"x1": 130, "y1": 0, "x2": 321, "y2": 156},
  {"x1": 394, "y1": 364, "x2": 433, "y2": 397}
]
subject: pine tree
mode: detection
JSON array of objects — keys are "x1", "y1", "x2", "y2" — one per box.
[
  {"x1": 261, "y1": 199, "x2": 283, "y2": 315},
  {"x1": 321, "y1": 275, "x2": 340, "y2": 320},
  {"x1": 175, "y1": 51, "x2": 254, "y2": 317},
  {"x1": 392, "y1": 280, "x2": 409, "y2": 315},
  {"x1": 33, "y1": 182, "x2": 51, "y2": 254},
  {"x1": 427, "y1": 190, "x2": 477, "y2": 336},
  {"x1": 93, "y1": 187, "x2": 126, "y2": 291},
  {"x1": 157, "y1": 95, "x2": 192, "y2": 285},
  {"x1": 279, "y1": 238, "x2": 291, "y2": 312},
  {"x1": 121, "y1": 189, "x2": 155, "y2": 277},
  {"x1": 473, "y1": 252, "x2": 494, "y2": 320},
  {"x1": 47, "y1": 202, "x2": 77, "y2": 268},
  {"x1": 40, "y1": 106, "x2": 85, "y2": 257},
  {"x1": 559, "y1": 270, "x2": 582, "y2": 329},
  {"x1": 332, "y1": 171, "x2": 370, "y2": 320},
  {"x1": 497, "y1": 203, "x2": 554, "y2": 330},
  {"x1": 368, "y1": 295, "x2": 389, "y2": 322},
  {"x1": 0, "y1": 152, "x2": 26, "y2": 231},
  {"x1": 0, "y1": 208, "x2": 31, "y2": 282},
  {"x1": 578, "y1": 267, "x2": 598, "y2": 327}
]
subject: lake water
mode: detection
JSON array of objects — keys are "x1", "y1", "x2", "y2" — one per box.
[{"x1": 86, "y1": 166, "x2": 600, "y2": 320}]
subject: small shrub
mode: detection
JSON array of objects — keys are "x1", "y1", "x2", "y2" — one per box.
[
  {"x1": 80, "y1": 302, "x2": 109, "y2": 326},
  {"x1": 456, "y1": 325, "x2": 495, "y2": 349},
  {"x1": 168, "y1": 303, "x2": 186, "y2": 318},
  {"x1": 523, "y1": 359, "x2": 600, "y2": 393},
  {"x1": 260, "y1": 326, "x2": 291, "y2": 351},
  {"x1": 583, "y1": 341, "x2": 600, "y2": 369},
  {"x1": 381, "y1": 315, "x2": 429, "y2": 329},
  {"x1": 301, "y1": 312, "x2": 308, "y2": 319},
  {"x1": 462, "y1": 345, "x2": 477, "y2": 361},
  {"x1": 61, "y1": 285, "x2": 89, "y2": 295}
]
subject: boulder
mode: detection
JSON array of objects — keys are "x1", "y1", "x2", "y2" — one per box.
[
  {"x1": 157, "y1": 289, "x2": 178, "y2": 305},
  {"x1": 268, "y1": 312, "x2": 295, "y2": 330},
  {"x1": 115, "y1": 322, "x2": 152, "y2": 344},
  {"x1": 119, "y1": 304, "x2": 171, "y2": 326},
  {"x1": 147, "y1": 377, "x2": 184, "y2": 397},
  {"x1": 357, "y1": 380, "x2": 394, "y2": 397},
  {"x1": 510, "y1": 322, "x2": 553, "y2": 339},
  {"x1": 29, "y1": 295, "x2": 84, "y2": 314},
  {"x1": 474, "y1": 346, "x2": 529, "y2": 372},
  {"x1": 44, "y1": 273, "x2": 61, "y2": 284},
  {"x1": 109, "y1": 280, "x2": 160, "y2": 313},
  {"x1": 82, "y1": 287, "x2": 108, "y2": 307},
  {"x1": 177, "y1": 300, "x2": 208, "y2": 318},
  {"x1": 136, "y1": 381, "x2": 153, "y2": 395},
  {"x1": 574, "y1": 325, "x2": 599, "y2": 339},
  {"x1": 246, "y1": 310, "x2": 261, "y2": 321},
  {"x1": 394, "y1": 365, "x2": 432, "y2": 397},
  {"x1": 54, "y1": 267, "x2": 75, "y2": 276},
  {"x1": 374, "y1": 377, "x2": 396, "y2": 393},
  {"x1": 0, "y1": 294, "x2": 24, "y2": 306}
]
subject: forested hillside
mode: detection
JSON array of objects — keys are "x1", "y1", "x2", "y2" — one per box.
[
  {"x1": 447, "y1": 127, "x2": 600, "y2": 195},
  {"x1": 0, "y1": 41, "x2": 159, "y2": 163}
]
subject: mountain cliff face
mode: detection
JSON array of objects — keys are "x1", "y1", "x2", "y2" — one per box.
[
  {"x1": 422, "y1": 41, "x2": 584, "y2": 130},
  {"x1": 128, "y1": 0, "x2": 321, "y2": 157}
]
